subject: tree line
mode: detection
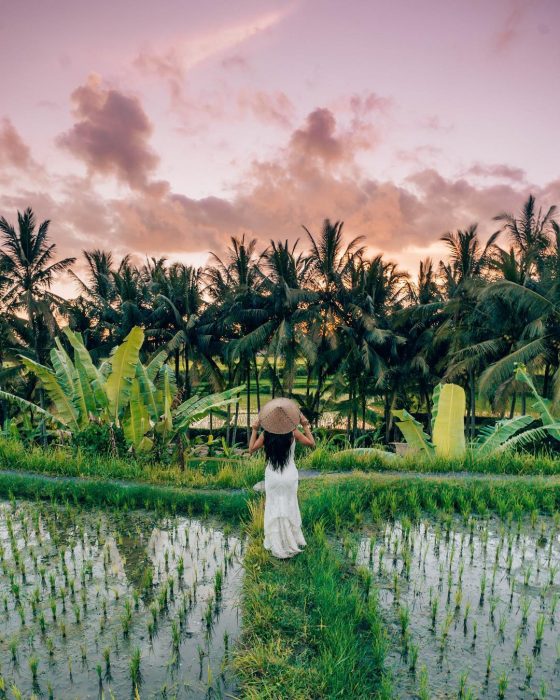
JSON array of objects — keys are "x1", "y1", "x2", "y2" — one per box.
[{"x1": 1, "y1": 195, "x2": 558, "y2": 443}]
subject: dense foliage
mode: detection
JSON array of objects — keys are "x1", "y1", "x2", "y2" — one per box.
[{"x1": 1, "y1": 195, "x2": 559, "y2": 446}]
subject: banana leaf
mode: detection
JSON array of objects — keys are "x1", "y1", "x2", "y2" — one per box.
[
  {"x1": 146, "y1": 350, "x2": 169, "y2": 382},
  {"x1": 51, "y1": 340, "x2": 76, "y2": 397},
  {"x1": 474, "y1": 414, "x2": 534, "y2": 455},
  {"x1": 135, "y1": 362, "x2": 160, "y2": 422},
  {"x1": 63, "y1": 328, "x2": 108, "y2": 410},
  {"x1": 431, "y1": 383, "x2": 466, "y2": 458},
  {"x1": 393, "y1": 408, "x2": 434, "y2": 457},
  {"x1": 123, "y1": 378, "x2": 153, "y2": 451},
  {"x1": 105, "y1": 327, "x2": 144, "y2": 424},
  {"x1": 154, "y1": 364, "x2": 175, "y2": 433},
  {"x1": 73, "y1": 352, "x2": 99, "y2": 423},
  {"x1": 19, "y1": 356, "x2": 79, "y2": 430},
  {"x1": 496, "y1": 424, "x2": 560, "y2": 452},
  {"x1": 515, "y1": 364, "x2": 560, "y2": 442},
  {"x1": 174, "y1": 386, "x2": 244, "y2": 432},
  {"x1": 0, "y1": 389, "x2": 66, "y2": 426}
]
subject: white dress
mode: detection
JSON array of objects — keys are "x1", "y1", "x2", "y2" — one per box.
[{"x1": 263, "y1": 439, "x2": 307, "y2": 559}]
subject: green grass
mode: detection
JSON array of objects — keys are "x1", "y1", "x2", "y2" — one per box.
[
  {"x1": 0, "y1": 438, "x2": 262, "y2": 489},
  {"x1": 233, "y1": 503, "x2": 391, "y2": 699},
  {"x1": 304, "y1": 445, "x2": 560, "y2": 476},
  {"x1": 0, "y1": 470, "x2": 252, "y2": 521},
  {"x1": 299, "y1": 473, "x2": 560, "y2": 527}
]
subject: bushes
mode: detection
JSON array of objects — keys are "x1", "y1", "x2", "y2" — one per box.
[{"x1": 71, "y1": 421, "x2": 128, "y2": 458}]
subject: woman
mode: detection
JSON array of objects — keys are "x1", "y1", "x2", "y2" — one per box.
[{"x1": 248, "y1": 397, "x2": 315, "y2": 559}]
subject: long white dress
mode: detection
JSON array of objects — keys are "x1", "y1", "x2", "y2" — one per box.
[{"x1": 263, "y1": 439, "x2": 307, "y2": 559}]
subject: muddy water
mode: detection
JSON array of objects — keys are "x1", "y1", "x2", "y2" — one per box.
[
  {"x1": 355, "y1": 515, "x2": 560, "y2": 698},
  {"x1": 0, "y1": 499, "x2": 245, "y2": 699}
]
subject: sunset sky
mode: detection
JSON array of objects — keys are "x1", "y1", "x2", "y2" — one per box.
[{"x1": 1, "y1": 0, "x2": 559, "y2": 294}]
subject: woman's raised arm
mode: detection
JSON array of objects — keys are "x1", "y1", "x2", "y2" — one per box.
[
  {"x1": 293, "y1": 414, "x2": 315, "y2": 447},
  {"x1": 248, "y1": 417, "x2": 265, "y2": 454}
]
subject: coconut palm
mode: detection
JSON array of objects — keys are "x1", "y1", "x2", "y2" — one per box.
[
  {"x1": 302, "y1": 219, "x2": 366, "y2": 422},
  {"x1": 0, "y1": 208, "x2": 75, "y2": 364}
]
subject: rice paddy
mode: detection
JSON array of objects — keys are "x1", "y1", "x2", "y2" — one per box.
[
  {"x1": 350, "y1": 513, "x2": 560, "y2": 698},
  {"x1": 0, "y1": 498, "x2": 244, "y2": 699}
]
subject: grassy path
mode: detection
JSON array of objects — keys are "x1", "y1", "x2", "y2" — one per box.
[
  {"x1": 0, "y1": 468, "x2": 252, "y2": 520},
  {"x1": 233, "y1": 504, "x2": 392, "y2": 699}
]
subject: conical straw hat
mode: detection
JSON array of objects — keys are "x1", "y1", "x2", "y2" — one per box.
[{"x1": 258, "y1": 398, "x2": 300, "y2": 434}]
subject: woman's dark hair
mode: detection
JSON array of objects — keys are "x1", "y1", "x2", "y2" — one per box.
[{"x1": 263, "y1": 430, "x2": 294, "y2": 472}]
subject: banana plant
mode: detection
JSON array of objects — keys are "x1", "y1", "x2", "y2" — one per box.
[
  {"x1": 514, "y1": 363, "x2": 560, "y2": 442},
  {"x1": 0, "y1": 326, "x2": 244, "y2": 453},
  {"x1": 345, "y1": 379, "x2": 560, "y2": 460}
]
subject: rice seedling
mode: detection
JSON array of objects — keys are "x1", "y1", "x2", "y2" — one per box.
[
  {"x1": 355, "y1": 512, "x2": 560, "y2": 699},
  {"x1": 0, "y1": 498, "x2": 243, "y2": 698}
]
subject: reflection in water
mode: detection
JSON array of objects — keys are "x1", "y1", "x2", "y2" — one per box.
[
  {"x1": 0, "y1": 500, "x2": 245, "y2": 699},
  {"x1": 353, "y1": 515, "x2": 560, "y2": 699}
]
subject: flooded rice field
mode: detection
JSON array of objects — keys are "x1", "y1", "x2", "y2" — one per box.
[
  {"x1": 0, "y1": 499, "x2": 244, "y2": 699},
  {"x1": 353, "y1": 514, "x2": 560, "y2": 699}
]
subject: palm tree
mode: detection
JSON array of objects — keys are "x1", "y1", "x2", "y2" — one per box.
[
  {"x1": 438, "y1": 225, "x2": 499, "y2": 436},
  {"x1": 151, "y1": 263, "x2": 220, "y2": 396},
  {"x1": 493, "y1": 194, "x2": 556, "y2": 283},
  {"x1": 476, "y1": 197, "x2": 560, "y2": 407},
  {"x1": 0, "y1": 208, "x2": 75, "y2": 441},
  {"x1": 205, "y1": 235, "x2": 267, "y2": 440},
  {"x1": 302, "y1": 219, "x2": 366, "y2": 423},
  {"x1": 66, "y1": 249, "x2": 118, "y2": 353},
  {"x1": 0, "y1": 208, "x2": 75, "y2": 363},
  {"x1": 338, "y1": 254, "x2": 407, "y2": 441},
  {"x1": 232, "y1": 239, "x2": 315, "y2": 399}
]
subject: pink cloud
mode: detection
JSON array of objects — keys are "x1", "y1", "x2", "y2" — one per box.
[
  {"x1": 466, "y1": 162, "x2": 526, "y2": 181},
  {"x1": 221, "y1": 54, "x2": 249, "y2": 70},
  {"x1": 492, "y1": 0, "x2": 533, "y2": 53},
  {"x1": 237, "y1": 90, "x2": 295, "y2": 129},
  {"x1": 3, "y1": 105, "x2": 557, "y2": 282},
  {"x1": 0, "y1": 118, "x2": 33, "y2": 170},
  {"x1": 56, "y1": 74, "x2": 161, "y2": 191},
  {"x1": 290, "y1": 108, "x2": 344, "y2": 161}
]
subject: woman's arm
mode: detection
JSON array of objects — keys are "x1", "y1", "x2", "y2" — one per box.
[
  {"x1": 248, "y1": 418, "x2": 265, "y2": 454},
  {"x1": 293, "y1": 414, "x2": 315, "y2": 447}
]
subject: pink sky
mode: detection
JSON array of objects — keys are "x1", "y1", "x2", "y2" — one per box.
[{"x1": 1, "y1": 0, "x2": 559, "y2": 295}]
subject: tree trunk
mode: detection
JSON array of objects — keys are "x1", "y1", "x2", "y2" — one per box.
[
  {"x1": 272, "y1": 354, "x2": 278, "y2": 399},
  {"x1": 226, "y1": 403, "x2": 231, "y2": 445},
  {"x1": 254, "y1": 355, "x2": 261, "y2": 411},
  {"x1": 352, "y1": 387, "x2": 358, "y2": 444},
  {"x1": 543, "y1": 362, "x2": 551, "y2": 399},
  {"x1": 174, "y1": 349, "x2": 180, "y2": 386},
  {"x1": 468, "y1": 369, "x2": 476, "y2": 440},
  {"x1": 384, "y1": 393, "x2": 391, "y2": 444},
  {"x1": 232, "y1": 400, "x2": 239, "y2": 445},
  {"x1": 509, "y1": 392, "x2": 516, "y2": 419},
  {"x1": 184, "y1": 348, "x2": 190, "y2": 398},
  {"x1": 246, "y1": 363, "x2": 251, "y2": 444}
]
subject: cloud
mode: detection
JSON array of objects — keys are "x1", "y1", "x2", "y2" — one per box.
[
  {"x1": 237, "y1": 90, "x2": 295, "y2": 129},
  {"x1": 288, "y1": 107, "x2": 377, "y2": 167},
  {"x1": 3, "y1": 104, "x2": 556, "y2": 283},
  {"x1": 221, "y1": 54, "x2": 249, "y2": 71},
  {"x1": 56, "y1": 74, "x2": 162, "y2": 192},
  {"x1": 348, "y1": 92, "x2": 393, "y2": 117},
  {"x1": 133, "y1": 7, "x2": 292, "y2": 116},
  {"x1": 0, "y1": 118, "x2": 33, "y2": 170},
  {"x1": 465, "y1": 162, "x2": 526, "y2": 182},
  {"x1": 491, "y1": 0, "x2": 534, "y2": 53}
]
